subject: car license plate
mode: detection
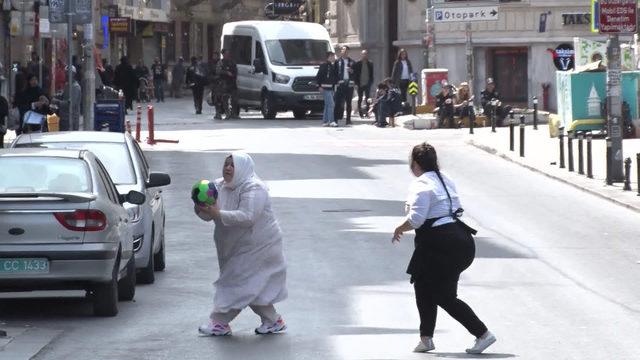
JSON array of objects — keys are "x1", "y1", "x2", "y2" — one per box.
[
  {"x1": 0, "y1": 258, "x2": 49, "y2": 274},
  {"x1": 303, "y1": 94, "x2": 323, "y2": 101}
]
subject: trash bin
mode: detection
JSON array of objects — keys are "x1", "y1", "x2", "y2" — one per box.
[{"x1": 94, "y1": 99, "x2": 125, "y2": 132}]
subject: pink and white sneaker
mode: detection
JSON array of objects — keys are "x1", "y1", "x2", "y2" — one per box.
[
  {"x1": 198, "y1": 321, "x2": 232, "y2": 336},
  {"x1": 255, "y1": 317, "x2": 287, "y2": 335}
]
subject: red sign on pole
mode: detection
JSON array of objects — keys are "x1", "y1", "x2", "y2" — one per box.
[{"x1": 599, "y1": 0, "x2": 638, "y2": 34}]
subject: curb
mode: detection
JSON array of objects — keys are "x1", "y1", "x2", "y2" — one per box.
[{"x1": 467, "y1": 139, "x2": 640, "y2": 214}]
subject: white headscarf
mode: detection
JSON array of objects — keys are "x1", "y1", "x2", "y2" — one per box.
[{"x1": 224, "y1": 151, "x2": 256, "y2": 189}]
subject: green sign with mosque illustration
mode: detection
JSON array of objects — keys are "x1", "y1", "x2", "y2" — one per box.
[{"x1": 556, "y1": 70, "x2": 639, "y2": 131}]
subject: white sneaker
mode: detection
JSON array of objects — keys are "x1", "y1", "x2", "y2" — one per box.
[
  {"x1": 255, "y1": 317, "x2": 287, "y2": 335},
  {"x1": 329, "y1": 122, "x2": 338, "y2": 127},
  {"x1": 413, "y1": 337, "x2": 435, "y2": 352},
  {"x1": 466, "y1": 331, "x2": 496, "y2": 354},
  {"x1": 198, "y1": 321, "x2": 232, "y2": 336}
]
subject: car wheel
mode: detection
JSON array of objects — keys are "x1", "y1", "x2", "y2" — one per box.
[
  {"x1": 93, "y1": 255, "x2": 119, "y2": 317},
  {"x1": 137, "y1": 227, "x2": 155, "y2": 284},
  {"x1": 261, "y1": 92, "x2": 277, "y2": 119},
  {"x1": 293, "y1": 109, "x2": 307, "y2": 120},
  {"x1": 154, "y1": 219, "x2": 166, "y2": 271},
  {"x1": 118, "y1": 255, "x2": 136, "y2": 301}
]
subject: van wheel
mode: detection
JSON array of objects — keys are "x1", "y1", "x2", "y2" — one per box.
[
  {"x1": 261, "y1": 93, "x2": 277, "y2": 119},
  {"x1": 293, "y1": 110, "x2": 307, "y2": 120},
  {"x1": 118, "y1": 255, "x2": 136, "y2": 301},
  {"x1": 93, "y1": 255, "x2": 119, "y2": 317}
]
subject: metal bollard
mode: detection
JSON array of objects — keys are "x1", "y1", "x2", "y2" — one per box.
[
  {"x1": 469, "y1": 104, "x2": 475, "y2": 135},
  {"x1": 135, "y1": 105, "x2": 142, "y2": 142},
  {"x1": 559, "y1": 127, "x2": 565, "y2": 169},
  {"x1": 623, "y1": 158, "x2": 632, "y2": 191},
  {"x1": 491, "y1": 102, "x2": 497, "y2": 133},
  {"x1": 509, "y1": 111, "x2": 515, "y2": 151},
  {"x1": 637, "y1": 153, "x2": 640, "y2": 196},
  {"x1": 606, "y1": 137, "x2": 613, "y2": 185},
  {"x1": 147, "y1": 105, "x2": 156, "y2": 145},
  {"x1": 586, "y1": 132, "x2": 593, "y2": 178},
  {"x1": 533, "y1": 96, "x2": 539, "y2": 130},
  {"x1": 578, "y1": 132, "x2": 584, "y2": 175},
  {"x1": 519, "y1": 115, "x2": 525, "y2": 157},
  {"x1": 567, "y1": 131, "x2": 574, "y2": 172}
]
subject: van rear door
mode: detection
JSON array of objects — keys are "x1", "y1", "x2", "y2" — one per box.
[{"x1": 223, "y1": 29, "x2": 254, "y2": 107}]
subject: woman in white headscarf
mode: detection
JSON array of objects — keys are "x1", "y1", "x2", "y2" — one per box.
[{"x1": 195, "y1": 152, "x2": 287, "y2": 336}]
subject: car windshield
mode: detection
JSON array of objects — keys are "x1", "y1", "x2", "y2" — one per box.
[
  {"x1": 265, "y1": 39, "x2": 330, "y2": 66},
  {"x1": 16, "y1": 142, "x2": 136, "y2": 185},
  {"x1": 0, "y1": 157, "x2": 91, "y2": 193}
]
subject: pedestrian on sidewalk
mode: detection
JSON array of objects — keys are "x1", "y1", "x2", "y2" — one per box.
[
  {"x1": 435, "y1": 83, "x2": 455, "y2": 128},
  {"x1": 171, "y1": 57, "x2": 185, "y2": 99},
  {"x1": 53, "y1": 66, "x2": 81, "y2": 131},
  {"x1": 316, "y1": 51, "x2": 339, "y2": 127},
  {"x1": 114, "y1": 57, "x2": 136, "y2": 111},
  {"x1": 393, "y1": 142, "x2": 496, "y2": 355},
  {"x1": 195, "y1": 152, "x2": 288, "y2": 336},
  {"x1": 391, "y1": 49, "x2": 413, "y2": 103},
  {"x1": 353, "y1": 49, "x2": 374, "y2": 118},
  {"x1": 334, "y1": 45, "x2": 355, "y2": 125},
  {"x1": 151, "y1": 57, "x2": 166, "y2": 103},
  {"x1": 187, "y1": 56, "x2": 207, "y2": 114}
]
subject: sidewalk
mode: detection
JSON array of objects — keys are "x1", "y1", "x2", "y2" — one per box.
[
  {"x1": 464, "y1": 123, "x2": 640, "y2": 213},
  {"x1": 0, "y1": 324, "x2": 62, "y2": 359}
]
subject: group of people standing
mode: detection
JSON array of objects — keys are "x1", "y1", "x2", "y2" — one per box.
[
  {"x1": 317, "y1": 47, "x2": 416, "y2": 128},
  {"x1": 316, "y1": 46, "x2": 375, "y2": 127},
  {"x1": 184, "y1": 50, "x2": 238, "y2": 117}
]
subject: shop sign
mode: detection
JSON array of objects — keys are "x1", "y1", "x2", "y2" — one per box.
[
  {"x1": 265, "y1": 0, "x2": 305, "y2": 17},
  {"x1": 562, "y1": 13, "x2": 591, "y2": 25},
  {"x1": 153, "y1": 22, "x2": 169, "y2": 33},
  {"x1": 109, "y1": 17, "x2": 131, "y2": 33},
  {"x1": 599, "y1": 0, "x2": 637, "y2": 34},
  {"x1": 552, "y1": 43, "x2": 575, "y2": 71}
]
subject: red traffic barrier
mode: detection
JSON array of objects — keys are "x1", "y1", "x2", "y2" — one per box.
[
  {"x1": 135, "y1": 105, "x2": 142, "y2": 142},
  {"x1": 145, "y1": 105, "x2": 179, "y2": 145}
]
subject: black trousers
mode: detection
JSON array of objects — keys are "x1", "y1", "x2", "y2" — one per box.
[
  {"x1": 357, "y1": 84, "x2": 371, "y2": 116},
  {"x1": 414, "y1": 278, "x2": 487, "y2": 338},
  {"x1": 399, "y1": 79, "x2": 410, "y2": 103},
  {"x1": 192, "y1": 86, "x2": 204, "y2": 113},
  {"x1": 334, "y1": 84, "x2": 354, "y2": 123}
]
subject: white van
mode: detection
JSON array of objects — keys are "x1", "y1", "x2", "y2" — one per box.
[{"x1": 221, "y1": 21, "x2": 334, "y2": 119}]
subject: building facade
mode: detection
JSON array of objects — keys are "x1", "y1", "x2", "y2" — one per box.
[{"x1": 326, "y1": 0, "x2": 632, "y2": 112}]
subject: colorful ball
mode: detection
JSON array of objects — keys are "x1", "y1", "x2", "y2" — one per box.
[{"x1": 191, "y1": 180, "x2": 218, "y2": 206}]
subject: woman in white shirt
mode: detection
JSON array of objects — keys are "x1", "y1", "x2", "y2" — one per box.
[
  {"x1": 393, "y1": 143, "x2": 496, "y2": 354},
  {"x1": 195, "y1": 152, "x2": 287, "y2": 336}
]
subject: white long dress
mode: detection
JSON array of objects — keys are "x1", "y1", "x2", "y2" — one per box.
[{"x1": 210, "y1": 153, "x2": 287, "y2": 313}]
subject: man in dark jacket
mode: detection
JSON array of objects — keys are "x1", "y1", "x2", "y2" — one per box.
[
  {"x1": 334, "y1": 45, "x2": 356, "y2": 125},
  {"x1": 151, "y1": 57, "x2": 166, "y2": 102},
  {"x1": 114, "y1": 57, "x2": 136, "y2": 111},
  {"x1": 481, "y1": 78, "x2": 511, "y2": 127},
  {"x1": 186, "y1": 56, "x2": 207, "y2": 114},
  {"x1": 315, "y1": 51, "x2": 339, "y2": 127},
  {"x1": 435, "y1": 83, "x2": 456, "y2": 128},
  {"x1": 353, "y1": 49, "x2": 374, "y2": 118},
  {"x1": 216, "y1": 49, "x2": 239, "y2": 118}
]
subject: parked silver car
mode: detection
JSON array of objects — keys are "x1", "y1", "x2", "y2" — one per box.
[
  {"x1": 12, "y1": 132, "x2": 171, "y2": 284},
  {"x1": 0, "y1": 148, "x2": 144, "y2": 316}
]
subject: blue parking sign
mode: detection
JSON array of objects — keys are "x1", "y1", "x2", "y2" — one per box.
[{"x1": 435, "y1": 10, "x2": 443, "y2": 21}]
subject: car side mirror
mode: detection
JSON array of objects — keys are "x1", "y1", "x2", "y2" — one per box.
[
  {"x1": 120, "y1": 190, "x2": 146, "y2": 205},
  {"x1": 146, "y1": 172, "x2": 171, "y2": 188}
]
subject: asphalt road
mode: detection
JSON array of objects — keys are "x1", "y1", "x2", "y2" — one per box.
[{"x1": 1, "y1": 101, "x2": 639, "y2": 360}]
